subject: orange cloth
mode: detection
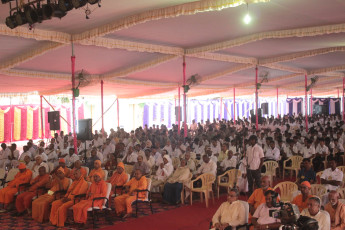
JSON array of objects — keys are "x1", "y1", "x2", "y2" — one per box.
[
  {"x1": 70, "y1": 167, "x2": 87, "y2": 181},
  {"x1": 63, "y1": 167, "x2": 71, "y2": 178},
  {"x1": 292, "y1": 194, "x2": 313, "y2": 212},
  {"x1": 15, "y1": 174, "x2": 50, "y2": 213},
  {"x1": 87, "y1": 168, "x2": 105, "y2": 183},
  {"x1": 324, "y1": 201, "x2": 345, "y2": 230},
  {"x1": 50, "y1": 177, "x2": 89, "y2": 227},
  {"x1": 31, "y1": 177, "x2": 70, "y2": 223},
  {"x1": 107, "y1": 172, "x2": 128, "y2": 195},
  {"x1": 114, "y1": 176, "x2": 147, "y2": 215},
  {"x1": 0, "y1": 169, "x2": 32, "y2": 204},
  {"x1": 247, "y1": 187, "x2": 274, "y2": 210},
  {"x1": 72, "y1": 180, "x2": 108, "y2": 224}
]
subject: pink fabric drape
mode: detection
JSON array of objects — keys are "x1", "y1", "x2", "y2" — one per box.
[
  {"x1": 20, "y1": 107, "x2": 27, "y2": 140},
  {"x1": 0, "y1": 106, "x2": 12, "y2": 143},
  {"x1": 78, "y1": 104, "x2": 84, "y2": 120},
  {"x1": 67, "y1": 107, "x2": 72, "y2": 134},
  {"x1": 33, "y1": 108, "x2": 39, "y2": 140},
  {"x1": 44, "y1": 107, "x2": 51, "y2": 139}
]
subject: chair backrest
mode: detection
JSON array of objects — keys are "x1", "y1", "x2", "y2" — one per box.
[
  {"x1": 338, "y1": 188, "x2": 345, "y2": 199},
  {"x1": 238, "y1": 200, "x2": 249, "y2": 224},
  {"x1": 47, "y1": 162, "x2": 55, "y2": 173},
  {"x1": 126, "y1": 173, "x2": 130, "y2": 182},
  {"x1": 310, "y1": 184, "x2": 327, "y2": 197},
  {"x1": 290, "y1": 156, "x2": 303, "y2": 168},
  {"x1": 262, "y1": 161, "x2": 278, "y2": 176},
  {"x1": 316, "y1": 171, "x2": 323, "y2": 184},
  {"x1": 273, "y1": 181, "x2": 298, "y2": 202},
  {"x1": 227, "y1": 169, "x2": 241, "y2": 187},
  {"x1": 0, "y1": 168, "x2": 6, "y2": 180},
  {"x1": 200, "y1": 173, "x2": 216, "y2": 190},
  {"x1": 144, "y1": 178, "x2": 152, "y2": 201},
  {"x1": 103, "y1": 169, "x2": 108, "y2": 181},
  {"x1": 337, "y1": 166, "x2": 345, "y2": 175},
  {"x1": 339, "y1": 199, "x2": 345, "y2": 204},
  {"x1": 6, "y1": 168, "x2": 19, "y2": 182},
  {"x1": 81, "y1": 166, "x2": 89, "y2": 176},
  {"x1": 103, "y1": 182, "x2": 112, "y2": 206},
  {"x1": 124, "y1": 164, "x2": 134, "y2": 175}
]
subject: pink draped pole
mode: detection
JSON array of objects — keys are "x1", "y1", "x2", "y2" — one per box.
[
  {"x1": 220, "y1": 97, "x2": 222, "y2": 120},
  {"x1": 178, "y1": 86, "x2": 181, "y2": 135},
  {"x1": 343, "y1": 77, "x2": 345, "y2": 121},
  {"x1": 338, "y1": 88, "x2": 339, "y2": 98},
  {"x1": 71, "y1": 46, "x2": 78, "y2": 155},
  {"x1": 101, "y1": 80, "x2": 104, "y2": 135},
  {"x1": 117, "y1": 98, "x2": 119, "y2": 128},
  {"x1": 276, "y1": 88, "x2": 279, "y2": 118},
  {"x1": 310, "y1": 88, "x2": 313, "y2": 116},
  {"x1": 305, "y1": 74, "x2": 308, "y2": 132},
  {"x1": 183, "y1": 56, "x2": 187, "y2": 138},
  {"x1": 40, "y1": 95, "x2": 44, "y2": 139},
  {"x1": 255, "y1": 67, "x2": 258, "y2": 130},
  {"x1": 233, "y1": 88, "x2": 236, "y2": 124}
]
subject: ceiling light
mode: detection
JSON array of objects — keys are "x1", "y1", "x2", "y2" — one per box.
[
  {"x1": 58, "y1": 0, "x2": 73, "y2": 12},
  {"x1": 72, "y1": 0, "x2": 87, "y2": 9},
  {"x1": 243, "y1": 13, "x2": 251, "y2": 24},
  {"x1": 5, "y1": 14, "x2": 17, "y2": 29},
  {"x1": 15, "y1": 10, "x2": 27, "y2": 25},
  {"x1": 25, "y1": 5, "x2": 39, "y2": 24}
]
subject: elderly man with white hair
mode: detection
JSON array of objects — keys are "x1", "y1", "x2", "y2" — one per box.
[
  {"x1": 31, "y1": 155, "x2": 49, "y2": 178},
  {"x1": 301, "y1": 196, "x2": 331, "y2": 230},
  {"x1": 151, "y1": 155, "x2": 173, "y2": 192},
  {"x1": 324, "y1": 190, "x2": 345, "y2": 230}
]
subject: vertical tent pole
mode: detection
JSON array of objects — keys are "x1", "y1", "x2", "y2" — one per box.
[
  {"x1": 343, "y1": 77, "x2": 345, "y2": 121},
  {"x1": 117, "y1": 98, "x2": 120, "y2": 128},
  {"x1": 338, "y1": 88, "x2": 339, "y2": 98},
  {"x1": 310, "y1": 88, "x2": 313, "y2": 116},
  {"x1": 183, "y1": 56, "x2": 187, "y2": 138},
  {"x1": 305, "y1": 74, "x2": 308, "y2": 132},
  {"x1": 220, "y1": 97, "x2": 222, "y2": 120},
  {"x1": 178, "y1": 86, "x2": 181, "y2": 135},
  {"x1": 71, "y1": 44, "x2": 78, "y2": 155},
  {"x1": 101, "y1": 80, "x2": 104, "y2": 135},
  {"x1": 276, "y1": 88, "x2": 279, "y2": 118},
  {"x1": 233, "y1": 88, "x2": 236, "y2": 124},
  {"x1": 40, "y1": 95, "x2": 44, "y2": 139},
  {"x1": 255, "y1": 66, "x2": 258, "y2": 130}
]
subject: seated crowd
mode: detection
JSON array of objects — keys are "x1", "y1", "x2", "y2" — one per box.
[{"x1": 0, "y1": 113, "x2": 344, "y2": 229}]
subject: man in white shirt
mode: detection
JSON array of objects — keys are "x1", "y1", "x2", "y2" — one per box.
[
  {"x1": 265, "y1": 141, "x2": 280, "y2": 161},
  {"x1": 65, "y1": 148, "x2": 80, "y2": 168},
  {"x1": 321, "y1": 157, "x2": 343, "y2": 192},
  {"x1": 196, "y1": 155, "x2": 217, "y2": 177},
  {"x1": 0, "y1": 143, "x2": 11, "y2": 168},
  {"x1": 301, "y1": 196, "x2": 331, "y2": 230},
  {"x1": 7, "y1": 143, "x2": 19, "y2": 168},
  {"x1": 210, "y1": 138, "x2": 221, "y2": 157},
  {"x1": 31, "y1": 155, "x2": 49, "y2": 178},
  {"x1": 302, "y1": 139, "x2": 315, "y2": 160},
  {"x1": 220, "y1": 150, "x2": 237, "y2": 173},
  {"x1": 313, "y1": 138, "x2": 329, "y2": 171},
  {"x1": 18, "y1": 146, "x2": 31, "y2": 162},
  {"x1": 246, "y1": 135, "x2": 264, "y2": 195},
  {"x1": 35, "y1": 148, "x2": 48, "y2": 162}
]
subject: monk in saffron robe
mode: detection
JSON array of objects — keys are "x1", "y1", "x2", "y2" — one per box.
[
  {"x1": 0, "y1": 163, "x2": 32, "y2": 211},
  {"x1": 114, "y1": 169, "x2": 147, "y2": 218},
  {"x1": 72, "y1": 172, "x2": 107, "y2": 227},
  {"x1": 50, "y1": 168, "x2": 89, "y2": 227},
  {"x1": 14, "y1": 166, "x2": 50, "y2": 216},
  {"x1": 87, "y1": 160, "x2": 105, "y2": 183},
  {"x1": 69, "y1": 160, "x2": 87, "y2": 181},
  {"x1": 107, "y1": 162, "x2": 128, "y2": 196},
  {"x1": 51, "y1": 158, "x2": 71, "y2": 178},
  {"x1": 32, "y1": 167, "x2": 70, "y2": 223}
]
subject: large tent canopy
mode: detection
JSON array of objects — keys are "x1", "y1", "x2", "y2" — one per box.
[{"x1": 1, "y1": 0, "x2": 345, "y2": 99}]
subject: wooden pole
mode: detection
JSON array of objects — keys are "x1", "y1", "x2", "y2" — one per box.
[{"x1": 71, "y1": 45, "x2": 78, "y2": 155}]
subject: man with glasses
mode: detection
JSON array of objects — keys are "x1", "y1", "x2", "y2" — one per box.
[{"x1": 301, "y1": 196, "x2": 331, "y2": 230}]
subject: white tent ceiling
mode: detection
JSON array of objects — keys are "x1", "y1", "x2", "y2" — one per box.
[{"x1": 0, "y1": 0, "x2": 345, "y2": 98}]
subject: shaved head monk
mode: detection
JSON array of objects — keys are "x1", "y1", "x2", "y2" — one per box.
[
  {"x1": 72, "y1": 172, "x2": 107, "y2": 228},
  {"x1": 107, "y1": 162, "x2": 128, "y2": 196},
  {"x1": 32, "y1": 167, "x2": 70, "y2": 223},
  {"x1": 87, "y1": 160, "x2": 105, "y2": 183},
  {"x1": 14, "y1": 166, "x2": 50, "y2": 216},
  {"x1": 247, "y1": 176, "x2": 274, "y2": 214},
  {"x1": 70, "y1": 160, "x2": 87, "y2": 181},
  {"x1": 50, "y1": 169, "x2": 89, "y2": 227},
  {"x1": 114, "y1": 169, "x2": 148, "y2": 219},
  {"x1": 0, "y1": 163, "x2": 32, "y2": 212}
]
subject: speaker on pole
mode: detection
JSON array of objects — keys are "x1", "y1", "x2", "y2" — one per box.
[
  {"x1": 77, "y1": 119, "x2": 93, "y2": 140},
  {"x1": 48, "y1": 111, "x2": 60, "y2": 131},
  {"x1": 261, "y1": 103, "x2": 268, "y2": 115}
]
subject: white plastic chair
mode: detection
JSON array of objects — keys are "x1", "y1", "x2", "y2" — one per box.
[
  {"x1": 0, "y1": 168, "x2": 19, "y2": 188},
  {"x1": 103, "y1": 169, "x2": 108, "y2": 181},
  {"x1": 81, "y1": 166, "x2": 90, "y2": 177},
  {"x1": 130, "y1": 177, "x2": 153, "y2": 217}
]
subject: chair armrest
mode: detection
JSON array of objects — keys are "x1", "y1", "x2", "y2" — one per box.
[
  {"x1": 0, "y1": 178, "x2": 5, "y2": 186},
  {"x1": 36, "y1": 186, "x2": 48, "y2": 197},
  {"x1": 136, "y1": 189, "x2": 149, "y2": 200},
  {"x1": 283, "y1": 158, "x2": 291, "y2": 167},
  {"x1": 18, "y1": 183, "x2": 31, "y2": 193},
  {"x1": 54, "y1": 190, "x2": 67, "y2": 199},
  {"x1": 235, "y1": 223, "x2": 252, "y2": 230},
  {"x1": 74, "y1": 194, "x2": 87, "y2": 204},
  {"x1": 92, "y1": 197, "x2": 108, "y2": 209}
]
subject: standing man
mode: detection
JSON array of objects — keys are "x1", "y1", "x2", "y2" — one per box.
[{"x1": 246, "y1": 135, "x2": 264, "y2": 196}]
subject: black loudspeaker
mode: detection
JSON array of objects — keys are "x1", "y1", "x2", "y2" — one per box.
[
  {"x1": 48, "y1": 111, "x2": 60, "y2": 130},
  {"x1": 261, "y1": 103, "x2": 268, "y2": 115},
  {"x1": 175, "y1": 106, "x2": 181, "y2": 121},
  {"x1": 77, "y1": 119, "x2": 93, "y2": 140},
  {"x1": 250, "y1": 108, "x2": 263, "y2": 124}
]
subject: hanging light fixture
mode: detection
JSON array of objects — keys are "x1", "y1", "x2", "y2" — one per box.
[
  {"x1": 87, "y1": 0, "x2": 99, "y2": 5},
  {"x1": 40, "y1": 1, "x2": 55, "y2": 19},
  {"x1": 24, "y1": 4, "x2": 39, "y2": 24},
  {"x1": 6, "y1": 13, "x2": 17, "y2": 29},
  {"x1": 243, "y1": 3, "x2": 252, "y2": 25},
  {"x1": 71, "y1": 0, "x2": 87, "y2": 9},
  {"x1": 58, "y1": 0, "x2": 73, "y2": 12},
  {"x1": 15, "y1": 9, "x2": 27, "y2": 25}
]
